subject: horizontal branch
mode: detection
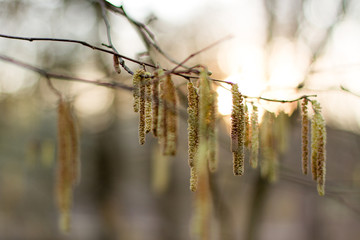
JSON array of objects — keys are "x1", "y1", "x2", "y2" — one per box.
[
  {"x1": 0, "y1": 54, "x2": 132, "y2": 91},
  {"x1": 246, "y1": 94, "x2": 317, "y2": 103}
]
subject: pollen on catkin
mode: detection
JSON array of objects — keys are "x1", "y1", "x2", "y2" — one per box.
[
  {"x1": 56, "y1": 99, "x2": 80, "y2": 232},
  {"x1": 250, "y1": 104, "x2": 259, "y2": 168},
  {"x1": 310, "y1": 100, "x2": 327, "y2": 196},
  {"x1": 301, "y1": 98, "x2": 309, "y2": 175},
  {"x1": 187, "y1": 81, "x2": 199, "y2": 168},
  {"x1": 152, "y1": 69, "x2": 163, "y2": 137},
  {"x1": 144, "y1": 72, "x2": 152, "y2": 134},
  {"x1": 139, "y1": 71, "x2": 146, "y2": 145},
  {"x1": 230, "y1": 83, "x2": 245, "y2": 176},
  {"x1": 133, "y1": 69, "x2": 144, "y2": 113}
]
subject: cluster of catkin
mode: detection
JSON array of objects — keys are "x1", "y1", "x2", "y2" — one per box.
[
  {"x1": 132, "y1": 69, "x2": 177, "y2": 155},
  {"x1": 56, "y1": 98, "x2": 80, "y2": 232},
  {"x1": 187, "y1": 69, "x2": 218, "y2": 192},
  {"x1": 230, "y1": 84, "x2": 260, "y2": 176},
  {"x1": 301, "y1": 99, "x2": 327, "y2": 196}
]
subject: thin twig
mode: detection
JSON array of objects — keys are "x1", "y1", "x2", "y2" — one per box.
[
  {"x1": 248, "y1": 94, "x2": 317, "y2": 103},
  {"x1": 98, "y1": 0, "x2": 133, "y2": 75},
  {"x1": 0, "y1": 54, "x2": 132, "y2": 91}
]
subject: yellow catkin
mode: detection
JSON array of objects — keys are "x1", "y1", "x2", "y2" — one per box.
[
  {"x1": 139, "y1": 72, "x2": 146, "y2": 145},
  {"x1": 133, "y1": 69, "x2": 144, "y2": 113},
  {"x1": 187, "y1": 81, "x2": 199, "y2": 167},
  {"x1": 56, "y1": 99, "x2": 80, "y2": 232},
  {"x1": 144, "y1": 72, "x2": 152, "y2": 134},
  {"x1": 158, "y1": 75, "x2": 177, "y2": 155},
  {"x1": 113, "y1": 55, "x2": 121, "y2": 74},
  {"x1": 311, "y1": 100, "x2": 327, "y2": 195},
  {"x1": 198, "y1": 69, "x2": 218, "y2": 173},
  {"x1": 244, "y1": 103, "x2": 251, "y2": 148},
  {"x1": 152, "y1": 69, "x2": 163, "y2": 137},
  {"x1": 230, "y1": 84, "x2": 245, "y2": 176},
  {"x1": 301, "y1": 98, "x2": 309, "y2": 175},
  {"x1": 250, "y1": 104, "x2": 259, "y2": 168}
]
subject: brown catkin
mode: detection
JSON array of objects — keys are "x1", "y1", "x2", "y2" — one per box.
[
  {"x1": 250, "y1": 104, "x2": 259, "y2": 168},
  {"x1": 310, "y1": 100, "x2": 327, "y2": 195},
  {"x1": 301, "y1": 98, "x2": 309, "y2": 175},
  {"x1": 113, "y1": 55, "x2": 121, "y2": 74},
  {"x1": 133, "y1": 69, "x2": 144, "y2": 112},
  {"x1": 139, "y1": 72, "x2": 146, "y2": 145},
  {"x1": 56, "y1": 99, "x2": 80, "y2": 232},
  {"x1": 144, "y1": 72, "x2": 152, "y2": 134},
  {"x1": 231, "y1": 83, "x2": 245, "y2": 176}
]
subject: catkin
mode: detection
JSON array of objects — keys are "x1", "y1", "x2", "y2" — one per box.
[
  {"x1": 250, "y1": 105, "x2": 259, "y2": 168},
  {"x1": 231, "y1": 84, "x2": 245, "y2": 176},
  {"x1": 158, "y1": 75, "x2": 177, "y2": 155},
  {"x1": 133, "y1": 69, "x2": 144, "y2": 113},
  {"x1": 152, "y1": 69, "x2": 163, "y2": 137},
  {"x1": 144, "y1": 72, "x2": 152, "y2": 134},
  {"x1": 301, "y1": 98, "x2": 309, "y2": 175},
  {"x1": 139, "y1": 72, "x2": 146, "y2": 145},
  {"x1": 244, "y1": 104, "x2": 251, "y2": 148},
  {"x1": 208, "y1": 91, "x2": 218, "y2": 172},
  {"x1": 56, "y1": 99, "x2": 80, "y2": 232},
  {"x1": 310, "y1": 100, "x2": 327, "y2": 195},
  {"x1": 113, "y1": 55, "x2": 121, "y2": 74},
  {"x1": 187, "y1": 82, "x2": 199, "y2": 168}
]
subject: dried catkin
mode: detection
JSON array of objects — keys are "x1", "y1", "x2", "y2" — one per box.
[
  {"x1": 158, "y1": 75, "x2": 177, "y2": 155},
  {"x1": 310, "y1": 100, "x2": 327, "y2": 196},
  {"x1": 250, "y1": 105, "x2": 259, "y2": 168},
  {"x1": 231, "y1": 83, "x2": 245, "y2": 176},
  {"x1": 113, "y1": 55, "x2": 121, "y2": 74},
  {"x1": 144, "y1": 72, "x2": 152, "y2": 134},
  {"x1": 133, "y1": 69, "x2": 144, "y2": 113},
  {"x1": 301, "y1": 98, "x2": 309, "y2": 175},
  {"x1": 56, "y1": 99, "x2": 80, "y2": 232},
  {"x1": 139, "y1": 72, "x2": 146, "y2": 145}
]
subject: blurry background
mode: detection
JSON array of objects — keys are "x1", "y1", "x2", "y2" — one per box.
[{"x1": 0, "y1": 0, "x2": 360, "y2": 239}]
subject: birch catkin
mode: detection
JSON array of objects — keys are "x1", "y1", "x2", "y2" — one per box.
[
  {"x1": 144, "y1": 72, "x2": 152, "y2": 134},
  {"x1": 301, "y1": 98, "x2": 309, "y2": 175},
  {"x1": 56, "y1": 99, "x2": 80, "y2": 232},
  {"x1": 250, "y1": 104, "x2": 259, "y2": 168},
  {"x1": 139, "y1": 72, "x2": 146, "y2": 145},
  {"x1": 132, "y1": 69, "x2": 144, "y2": 113},
  {"x1": 310, "y1": 100, "x2": 327, "y2": 196},
  {"x1": 152, "y1": 69, "x2": 163, "y2": 137},
  {"x1": 231, "y1": 83, "x2": 245, "y2": 176}
]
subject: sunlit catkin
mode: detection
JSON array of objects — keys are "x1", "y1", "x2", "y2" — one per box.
[
  {"x1": 250, "y1": 105, "x2": 259, "y2": 168},
  {"x1": 133, "y1": 69, "x2": 144, "y2": 113},
  {"x1": 231, "y1": 83, "x2": 245, "y2": 176},
  {"x1": 56, "y1": 99, "x2": 80, "y2": 232},
  {"x1": 139, "y1": 71, "x2": 146, "y2": 145},
  {"x1": 198, "y1": 69, "x2": 218, "y2": 173},
  {"x1": 301, "y1": 98, "x2": 309, "y2": 175},
  {"x1": 310, "y1": 100, "x2": 327, "y2": 196}
]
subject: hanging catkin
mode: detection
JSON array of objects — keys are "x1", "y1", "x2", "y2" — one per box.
[
  {"x1": 152, "y1": 69, "x2": 163, "y2": 137},
  {"x1": 198, "y1": 69, "x2": 218, "y2": 172},
  {"x1": 187, "y1": 81, "x2": 199, "y2": 191},
  {"x1": 132, "y1": 69, "x2": 144, "y2": 113},
  {"x1": 138, "y1": 71, "x2": 146, "y2": 145},
  {"x1": 56, "y1": 99, "x2": 80, "y2": 232},
  {"x1": 144, "y1": 72, "x2": 152, "y2": 134},
  {"x1": 301, "y1": 98, "x2": 309, "y2": 175},
  {"x1": 158, "y1": 75, "x2": 177, "y2": 155},
  {"x1": 231, "y1": 83, "x2": 245, "y2": 176},
  {"x1": 250, "y1": 104, "x2": 259, "y2": 168},
  {"x1": 310, "y1": 100, "x2": 326, "y2": 196}
]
